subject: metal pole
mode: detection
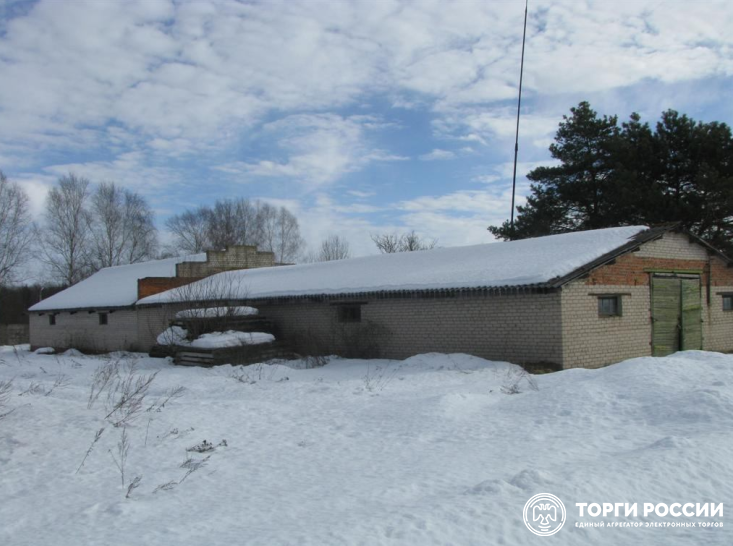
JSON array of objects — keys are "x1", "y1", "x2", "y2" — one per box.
[{"x1": 509, "y1": 0, "x2": 528, "y2": 237}]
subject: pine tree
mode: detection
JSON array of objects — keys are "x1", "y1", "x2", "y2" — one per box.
[{"x1": 490, "y1": 103, "x2": 733, "y2": 254}]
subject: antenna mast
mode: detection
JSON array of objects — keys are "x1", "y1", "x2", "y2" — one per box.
[{"x1": 509, "y1": 0, "x2": 528, "y2": 236}]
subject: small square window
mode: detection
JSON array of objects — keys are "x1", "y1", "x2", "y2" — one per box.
[
  {"x1": 49, "y1": 314, "x2": 56, "y2": 326},
  {"x1": 598, "y1": 296, "x2": 622, "y2": 317},
  {"x1": 724, "y1": 295, "x2": 733, "y2": 312},
  {"x1": 337, "y1": 305, "x2": 361, "y2": 323},
  {"x1": 98, "y1": 313, "x2": 108, "y2": 325}
]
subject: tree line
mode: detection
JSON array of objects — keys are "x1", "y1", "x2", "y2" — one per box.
[
  {"x1": 41, "y1": 174, "x2": 158, "y2": 285},
  {"x1": 490, "y1": 102, "x2": 733, "y2": 254},
  {"x1": 1, "y1": 167, "x2": 443, "y2": 294},
  {"x1": 165, "y1": 198, "x2": 304, "y2": 264},
  {"x1": 0, "y1": 171, "x2": 310, "y2": 289}
]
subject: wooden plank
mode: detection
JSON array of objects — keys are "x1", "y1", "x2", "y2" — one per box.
[
  {"x1": 652, "y1": 276, "x2": 680, "y2": 357},
  {"x1": 681, "y1": 278, "x2": 702, "y2": 350}
]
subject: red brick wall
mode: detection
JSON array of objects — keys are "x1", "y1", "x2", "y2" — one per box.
[
  {"x1": 586, "y1": 253, "x2": 733, "y2": 286},
  {"x1": 137, "y1": 277, "x2": 203, "y2": 299}
]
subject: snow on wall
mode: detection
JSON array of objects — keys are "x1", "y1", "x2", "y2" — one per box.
[
  {"x1": 140, "y1": 226, "x2": 648, "y2": 304},
  {"x1": 175, "y1": 306, "x2": 258, "y2": 319},
  {"x1": 29, "y1": 254, "x2": 206, "y2": 312}
]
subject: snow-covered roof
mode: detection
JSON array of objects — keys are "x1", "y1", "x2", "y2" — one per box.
[
  {"x1": 29, "y1": 254, "x2": 206, "y2": 312},
  {"x1": 139, "y1": 226, "x2": 648, "y2": 305}
]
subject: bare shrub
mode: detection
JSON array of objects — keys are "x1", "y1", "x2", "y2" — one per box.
[
  {"x1": 230, "y1": 369, "x2": 256, "y2": 385},
  {"x1": 186, "y1": 439, "x2": 227, "y2": 453},
  {"x1": 230, "y1": 360, "x2": 283, "y2": 383},
  {"x1": 291, "y1": 319, "x2": 390, "y2": 362},
  {"x1": 109, "y1": 427, "x2": 130, "y2": 486},
  {"x1": 143, "y1": 385, "x2": 185, "y2": 446},
  {"x1": 291, "y1": 327, "x2": 331, "y2": 364},
  {"x1": 12, "y1": 345, "x2": 26, "y2": 365},
  {"x1": 146, "y1": 386, "x2": 185, "y2": 413},
  {"x1": 156, "y1": 426, "x2": 195, "y2": 443},
  {"x1": 76, "y1": 427, "x2": 105, "y2": 473},
  {"x1": 104, "y1": 361, "x2": 158, "y2": 427},
  {"x1": 163, "y1": 274, "x2": 248, "y2": 340},
  {"x1": 152, "y1": 480, "x2": 179, "y2": 494},
  {"x1": 154, "y1": 453, "x2": 212, "y2": 494},
  {"x1": 363, "y1": 361, "x2": 399, "y2": 393},
  {"x1": 44, "y1": 373, "x2": 70, "y2": 397},
  {"x1": 126, "y1": 475, "x2": 143, "y2": 499},
  {"x1": 0, "y1": 379, "x2": 14, "y2": 419},
  {"x1": 178, "y1": 454, "x2": 212, "y2": 484},
  {"x1": 18, "y1": 381, "x2": 45, "y2": 396},
  {"x1": 333, "y1": 319, "x2": 391, "y2": 360},
  {"x1": 303, "y1": 355, "x2": 328, "y2": 369},
  {"x1": 500, "y1": 367, "x2": 539, "y2": 395},
  {"x1": 88, "y1": 358, "x2": 121, "y2": 409}
]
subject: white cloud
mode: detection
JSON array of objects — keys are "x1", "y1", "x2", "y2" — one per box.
[
  {"x1": 472, "y1": 174, "x2": 500, "y2": 184},
  {"x1": 39, "y1": 151, "x2": 189, "y2": 214},
  {"x1": 13, "y1": 174, "x2": 55, "y2": 219},
  {"x1": 214, "y1": 114, "x2": 406, "y2": 189},
  {"x1": 1, "y1": 0, "x2": 730, "y2": 162},
  {"x1": 1, "y1": 0, "x2": 732, "y2": 257},
  {"x1": 347, "y1": 190, "x2": 376, "y2": 199},
  {"x1": 398, "y1": 189, "x2": 516, "y2": 215},
  {"x1": 419, "y1": 149, "x2": 456, "y2": 161},
  {"x1": 398, "y1": 211, "x2": 497, "y2": 247}
]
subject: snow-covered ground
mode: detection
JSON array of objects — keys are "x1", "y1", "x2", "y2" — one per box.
[{"x1": 0, "y1": 346, "x2": 730, "y2": 545}]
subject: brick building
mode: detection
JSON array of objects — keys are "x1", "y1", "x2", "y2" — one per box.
[
  {"x1": 28, "y1": 246, "x2": 277, "y2": 352},
  {"x1": 30, "y1": 226, "x2": 733, "y2": 369},
  {"x1": 136, "y1": 225, "x2": 733, "y2": 370}
]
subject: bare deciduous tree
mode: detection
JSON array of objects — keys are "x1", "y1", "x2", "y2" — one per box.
[
  {"x1": 120, "y1": 190, "x2": 158, "y2": 264},
  {"x1": 258, "y1": 203, "x2": 304, "y2": 263},
  {"x1": 166, "y1": 207, "x2": 210, "y2": 255},
  {"x1": 0, "y1": 171, "x2": 34, "y2": 286},
  {"x1": 91, "y1": 182, "x2": 158, "y2": 269},
  {"x1": 370, "y1": 230, "x2": 437, "y2": 254},
  {"x1": 207, "y1": 198, "x2": 261, "y2": 250},
  {"x1": 166, "y1": 198, "x2": 305, "y2": 262},
  {"x1": 369, "y1": 232, "x2": 401, "y2": 254},
  {"x1": 401, "y1": 230, "x2": 437, "y2": 252},
  {"x1": 40, "y1": 174, "x2": 93, "y2": 285},
  {"x1": 318, "y1": 234, "x2": 351, "y2": 261}
]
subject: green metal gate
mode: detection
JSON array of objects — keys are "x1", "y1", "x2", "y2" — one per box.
[{"x1": 651, "y1": 275, "x2": 702, "y2": 356}]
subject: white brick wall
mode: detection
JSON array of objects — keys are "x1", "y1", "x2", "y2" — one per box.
[
  {"x1": 30, "y1": 309, "x2": 140, "y2": 352},
  {"x1": 561, "y1": 283, "x2": 651, "y2": 369},
  {"x1": 258, "y1": 292, "x2": 564, "y2": 367},
  {"x1": 707, "y1": 287, "x2": 733, "y2": 353},
  {"x1": 636, "y1": 232, "x2": 709, "y2": 260},
  {"x1": 29, "y1": 231, "x2": 733, "y2": 366},
  {"x1": 562, "y1": 232, "x2": 733, "y2": 368}
]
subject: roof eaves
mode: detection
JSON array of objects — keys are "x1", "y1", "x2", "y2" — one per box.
[
  {"x1": 545, "y1": 223, "x2": 733, "y2": 288},
  {"x1": 681, "y1": 229, "x2": 733, "y2": 265},
  {"x1": 135, "y1": 283, "x2": 559, "y2": 307},
  {"x1": 545, "y1": 225, "x2": 670, "y2": 288},
  {"x1": 29, "y1": 304, "x2": 136, "y2": 314}
]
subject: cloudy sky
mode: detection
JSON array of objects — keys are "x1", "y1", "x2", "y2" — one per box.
[{"x1": 1, "y1": 0, "x2": 732, "y2": 261}]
